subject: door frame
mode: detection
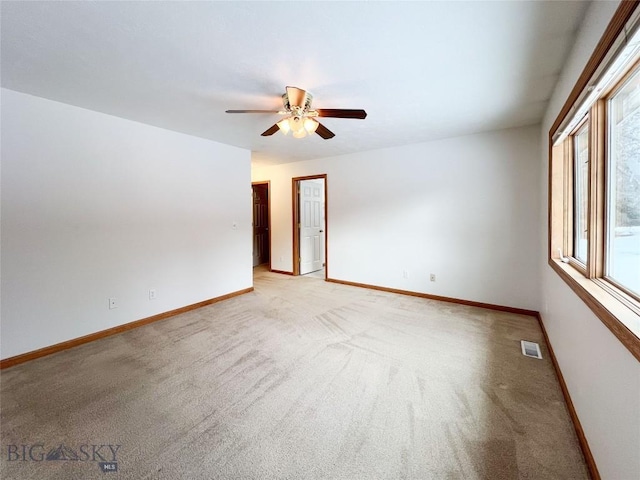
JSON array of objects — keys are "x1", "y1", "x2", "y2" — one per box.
[
  {"x1": 292, "y1": 174, "x2": 327, "y2": 278},
  {"x1": 252, "y1": 181, "x2": 271, "y2": 270}
]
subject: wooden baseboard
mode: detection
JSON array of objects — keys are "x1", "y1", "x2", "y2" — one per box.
[
  {"x1": 270, "y1": 269, "x2": 293, "y2": 275},
  {"x1": 326, "y1": 278, "x2": 538, "y2": 317},
  {"x1": 536, "y1": 313, "x2": 600, "y2": 480},
  {"x1": 0, "y1": 287, "x2": 254, "y2": 370}
]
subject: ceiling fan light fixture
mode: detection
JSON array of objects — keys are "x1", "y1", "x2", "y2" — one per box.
[
  {"x1": 288, "y1": 116, "x2": 304, "y2": 132},
  {"x1": 303, "y1": 118, "x2": 319, "y2": 134},
  {"x1": 292, "y1": 128, "x2": 307, "y2": 139},
  {"x1": 277, "y1": 118, "x2": 290, "y2": 135}
]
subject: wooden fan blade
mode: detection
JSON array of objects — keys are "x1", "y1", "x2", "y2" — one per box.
[
  {"x1": 315, "y1": 122, "x2": 335, "y2": 140},
  {"x1": 226, "y1": 110, "x2": 281, "y2": 114},
  {"x1": 316, "y1": 109, "x2": 367, "y2": 119},
  {"x1": 286, "y1": 86, "x2": 307, "y2": 108},
  {"x1": 261, "y1": 124, "x2": 280, "y2": 136}
]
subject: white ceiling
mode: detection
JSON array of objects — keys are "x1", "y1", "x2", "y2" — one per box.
[{"x1": 1, "y1": 1, "x2": 588, "y2": 166}]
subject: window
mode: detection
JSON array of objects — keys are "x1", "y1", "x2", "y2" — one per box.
[
  {"x1": 572, "y1": 120, "x2": 589, "y2": 265},
  {"x1": 606, "y1": 66, "x2": 640, "y2": 297},
  {"x1": 549, "y1": 2, "x2": 640, "y2": 362}
]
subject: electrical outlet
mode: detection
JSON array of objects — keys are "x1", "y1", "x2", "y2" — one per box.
[
  {"x1": 109, "y1": 298, "x2": 117, "y2": 309},
  {"x1": 149, "y1": 289, "x2": 157, "y2": 300},
  {"x1": 430, "y1": 274, "x2": 436, "y2": 282},
  {"x1": 403, "y1": 270, "x2": 408, "y2": 279}
]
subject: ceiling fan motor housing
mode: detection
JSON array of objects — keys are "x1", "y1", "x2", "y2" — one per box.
[{"x1": 283, "y1": 90, "x2": 314, "y2": 113}]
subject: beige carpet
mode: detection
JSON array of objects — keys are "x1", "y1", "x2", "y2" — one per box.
[{"x1": 1, "y1": 268, "x2": 588, "y2": 479}]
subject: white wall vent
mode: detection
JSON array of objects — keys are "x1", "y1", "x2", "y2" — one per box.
[{"x1": 521, "y1": 340, "x2": 542, "y2": 359}]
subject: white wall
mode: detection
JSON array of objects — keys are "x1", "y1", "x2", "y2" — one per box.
[
  {"x1": 539, "y1": 1, "x2": 640, "y2": 478},
  {"x1": 253, "y1": 125, "x2": 540, "y2": 311},
  {"x1": 1, "y1": 88, "x2": 252, "y2": 359}
]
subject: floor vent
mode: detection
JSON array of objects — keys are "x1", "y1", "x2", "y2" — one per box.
[{"x1": 521, "y1": 340, "x2": 542, "y2": 359}]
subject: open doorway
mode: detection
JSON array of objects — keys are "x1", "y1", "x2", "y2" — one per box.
[
  {"x1": 252, "y1": 182, "x2": 270, "y2": 268},
  {"x1": 292, "y1": 175, "x2": 327, "y2": 278}
]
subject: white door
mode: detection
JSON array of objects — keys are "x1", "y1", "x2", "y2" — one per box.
[{"x1": 299, "y1": 179, "x2": 325, "y2": 275}]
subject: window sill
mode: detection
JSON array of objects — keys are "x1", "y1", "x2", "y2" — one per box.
[{"x1": 549, "y1": 258, "x2": 640, "y2": 361}]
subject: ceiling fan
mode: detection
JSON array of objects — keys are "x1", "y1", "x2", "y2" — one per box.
[{"x1": 226, "y1": 86, "x2": 367, "y2": 139}]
